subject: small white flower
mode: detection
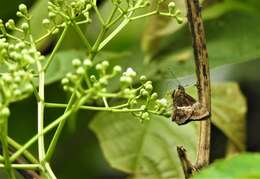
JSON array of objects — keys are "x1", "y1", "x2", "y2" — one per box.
[
  {"x1": 126, "y1": 67, "x2": 136, "y2": 77},
  {"x1": 159, "y1": 98, "x2": 168, "y2": 106}
]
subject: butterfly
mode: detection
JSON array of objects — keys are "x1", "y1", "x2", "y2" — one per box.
[{"x1": 172, "y1": 85, "x2": 209, "y2": 125}]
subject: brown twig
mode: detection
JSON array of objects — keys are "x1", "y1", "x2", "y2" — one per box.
[
  {"x1": 0, "y1": 145, "x2": 41, "y2": 179},
  {"x1": 185, "y1": 0, "x2": 211, "y2": 169},
  {"x1": 177, "y1": 146, "x2": 197, "y2": 178}
]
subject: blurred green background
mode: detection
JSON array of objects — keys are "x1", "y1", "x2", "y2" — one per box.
[{"x1": 1, "y1": 0, "x2": 260, "y2": 178}]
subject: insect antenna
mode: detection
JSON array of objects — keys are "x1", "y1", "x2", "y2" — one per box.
[{"x1": 166, "y1": 67, "x2": 182, "y2": 87}]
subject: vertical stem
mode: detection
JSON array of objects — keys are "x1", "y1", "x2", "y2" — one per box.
[
  {"x1": 185, "y1": 0, "x2": 211, "y2": 168},
  {"x1": 44, "y1": 94, "x2": 76, "y2": 162},
  {"x1": 0, "y1": 116, "x2": 16, "y2": 179},
  {"x1": 37, "y1": 61, "x2": 45, "y2": 162},
  {"x1": 43, "y1": 25, "x2": 69, "y2": 71}
]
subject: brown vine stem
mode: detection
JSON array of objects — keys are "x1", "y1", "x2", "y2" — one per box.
[
  {"x1": 185, "y1": 0, "x2": 211, "y2": 169},
  {"x1": 177, "y1": 146, "x2": 197, "y2": 178}
]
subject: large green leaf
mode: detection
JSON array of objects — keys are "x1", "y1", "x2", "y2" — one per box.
[
  {"x1": 193, "y1": 153, "x2": 260, "y2": 178},
  {"x1": 211, "y1": 83, "x2": 247, "y2": 151},
  {"x1": 90, "y1": 82, "x2": 247, "y2": 178},
  {"x1": 155, "y1": 11, "x2": 260, "y2": 78},
  {"x1": 186, "y1": 82, "x2": 247, "y2": 151},
  {"x1": 142, "y1": 0, "x2": 260, "y2": 65},
  {"x1": 44, "y1": 50, "x2": 136, "y2": 85},
  {"x1": 90, "y1": 113, "x2": 198, "y2": 179}
]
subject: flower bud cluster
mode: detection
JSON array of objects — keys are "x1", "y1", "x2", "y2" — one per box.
[
  {"x1": 0, "y1": 38, "x2": 43, "y2": 69},
  {"x1": 167, "y1": 1, "x2": 183, "y2": 24},
  {"x1": 0, "y1": 69, "x2": 34, "y2": 105},
  {"x1": 0, "y1": 4, "x2": 30, "y2": 36},
  {"x1": 0, "y1": 5, "x2": 32, "y2": 43},
  {"x1": 44, "y1": 0, "x2": 92, "y2": 31},
  {"x1": 62, "y1": 58, "x2": 171, "y2": 122}
]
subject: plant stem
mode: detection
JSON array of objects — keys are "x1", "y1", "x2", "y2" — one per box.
[
  {"x1": 44, "y1": 94, "x2": 76, "y2": 162},
  {"x1": 71, "y1": 22, "x2": 92, "y2": 51},
  {"x1": 185, "y1": 0, "x2": 211, "y2": 168},
  {"x1": 0, "y1": 155, "x2": 4, "y2": 161},
  {"x1": 0, "y1": 116, "x2": 16, "y2": 179},
  {"x1": 177, "y1": 146, "x2": 197, "y2": 178},
  {"x1": 37, "y1": 59, "x2": 45, "y2": 163},
  {"x1": 44, "y1": 25, "x2": 69, "y2": 71},
  {"x1": 0, "y1": 164, "x2": 41, "y2": 169},
  {"x1": 10, "y1": 109, "x2": 73, "y2": 163},
  {"x1": 45, "y1": 102, "x2": 143, "y2": 112},
  {"x1": 98, "y1": 0, "x2": 143, "y2": 51},
  {"x1": 7, "y1": 137, "x2": 38, "y2": 164}
]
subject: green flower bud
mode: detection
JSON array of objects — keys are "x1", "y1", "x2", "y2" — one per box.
[
  {"x1": 175, "y1": 9, "x2": 181, "y2": 15},
  {"x1": 113, "y1": 65, "x2": 122, "y2": 74},
  {"x1": 63, "y1": 85, "x2": 69, "y2": 91},
  {"x1": 48, "y1": 12, "x2": 56, "y2": 19},
  {"x1": 141, "y1": 112, "x2": 150, "y2": 121},
  {"x1": 101, "y1": 61, "x2": 109, "y2": 69},
  {"x1": 176, "y1": 16, "x2": 183, "y2": 24},
  {"x1": 83, "y1": 58, "x2": 92, "y2": 67},
  {"x1": 141, "y1": 89, "x2": 149, "y2": 97},
  {"x1": 61, "y1": 78, "x2": 69, "y2": 85},
  {"x1": 6, "y1": 19, "x2": 16, "y2": 29},
  {"x1": 16, "y1": 11, "x2": 23, "y2": 17},
  {"x1": 120, "y1": 76, "x2": 132, "y2": 85},
  {"x1": 72, "y1": 58, "x2": 81, "y2": 67},
  {"x1": 18, "y1": 4, "x2": 28, "y2": 14},
  {"x1": 99, "y1": 78, "x2": 108, "y2": 85},
  {"x1": 168, "y1": 2, "x2": 176, "y2": 9},
  {"x1": 76, "y1": 67, "x2": 85, "y2": 75},
  {"x1": 24, "y1": 84, "x2": 33, "y2": 93},
  {"x1": 151, "y1": 92, "x2": 158, "y2": 100},
  {"x1": 126, "y1": 67, "x2": 136, "y2": 77},
  {"x1": 123, "y1": 88, "x2": 131, "y2": 95},
  {"x1": 140, "y1": 75, "x2": 147, "y2": 83},
  {"x1": 21, "y1": 22, "x2": 29, "y2": 31},
  {"x1": 140, "y1": 105, "x2": 146, "y2": 110},
  {"x1": 71, "y1": 2, "x2": 76, "y2": 7},
  {"x1": 85, "y1": 4, "x2": 92, "y2": 10},
  {"x1": 42, "y1": 18, "x2": 50, "y2": 26},
  {"x1": 95, "y1": 64, "x2": 102, "y2": 71},
  {"x1": 90, "y1": 75, "x2": 97, "y2": 82},
  {"x1": 144, "y1": 84, "x2": 153, "y2": 91},
  {"x1": 157, "y1": 98, "x2": 168, "y2": 107},
  {"x1": 14, "y1": 89, "x2": 22, "y2": 96},
  {"x1": 0, "y1": 107, "x2": 10, "y2": 118}
]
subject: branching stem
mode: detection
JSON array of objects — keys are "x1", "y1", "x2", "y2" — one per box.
[{"x1": 186, "y1": 0, "x2": 211, "y2": 169}]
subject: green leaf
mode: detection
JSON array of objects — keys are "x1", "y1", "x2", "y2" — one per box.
[
  {"x1": 193, "y1": 153, "x2": 260, "y2": 178},
  {"x1": 141, "y1": 0, "x2": 186, "y2": 63},
  {"x1": 186, "y1": 82, "x2": 247, "y2": 151},
  {"x1": 89, "y1": 82, "x2": 246, "y2": 177},
  {"x1": 156, "y1": 11, "x2": 260, "y2": 78},
  {"x1": 44, "y1": 50, "x2": 84, "y2": 85},
  {"x1": 90, "y1": 113, "x2": 198, "y2": 179},
  {"x1": 44, "y1": 50, "x2": 133, "y2": 85},
  {"x1": 14, "y1": 0, "x2": 50, "y2": 49}
]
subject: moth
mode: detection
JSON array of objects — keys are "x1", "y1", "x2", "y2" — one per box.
[{"x1": 172, "y1": 85, "x2": 209, "y2": 125}]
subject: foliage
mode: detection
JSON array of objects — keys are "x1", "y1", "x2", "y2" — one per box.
[
  {"x1": 0, "y1": 0, "x2": 259, "y2": 178},
  {"x1": 90, "y1": 82, "x2": 247, "y2": 178},
  {"x1": 193, "y1": 153, "x2": 260, "y2": 178}
]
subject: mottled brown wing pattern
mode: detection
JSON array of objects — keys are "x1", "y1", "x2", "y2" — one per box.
[
  {"x1": 172, "y1": 85, "x2": 209, "y2": 125},
  {"x1": 173, "y1": 106, "x2": 193, "y2": 125}
]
